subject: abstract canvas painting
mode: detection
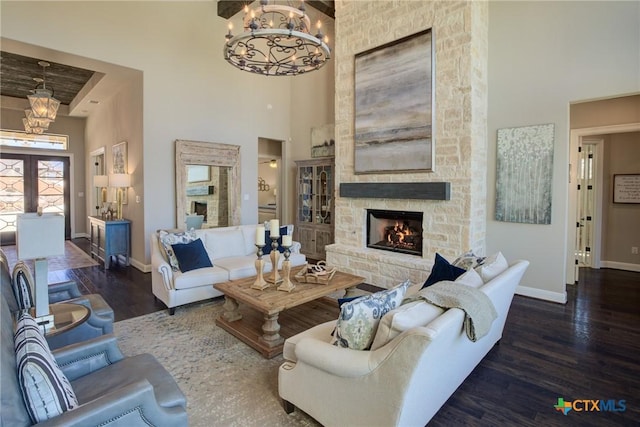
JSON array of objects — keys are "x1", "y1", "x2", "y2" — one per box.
[
  {"x1": 311, "y1": 124, "x2": 335, "y2": 158},
  {"x1": 495, "y1": 124, "x2": 554, "y2": 224},
  {"x1": 354, "y1": 29, "x2": 434, "y2": 173}
]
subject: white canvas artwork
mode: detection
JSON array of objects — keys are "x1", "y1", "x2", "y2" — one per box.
[{"x1": 495, "y1": 124, "x2": 554, "y2": 224}]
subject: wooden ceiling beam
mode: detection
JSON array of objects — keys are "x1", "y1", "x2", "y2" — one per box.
[{"x1": 217, "y1": 1, "x2": 334, "y2": 20}]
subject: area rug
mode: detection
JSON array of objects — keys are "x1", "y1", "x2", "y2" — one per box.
[
  {"x1": 1, "y1": 241, "x2": 98, "y2": 272},
  {"x1": 114, "y1": 300, "x2": 321, "y2": 427}
]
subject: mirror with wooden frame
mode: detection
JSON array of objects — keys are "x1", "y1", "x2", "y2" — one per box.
[{"x1": 175, "y1": 140, "x2": 241, "y2": 229}]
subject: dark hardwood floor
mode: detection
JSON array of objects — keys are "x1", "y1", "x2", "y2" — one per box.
[{"x1": 65, "y1": 238, "x2": 639, "y2": 425}]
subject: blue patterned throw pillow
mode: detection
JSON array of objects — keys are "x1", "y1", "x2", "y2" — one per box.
[
  {"x1": 12, "y1": 261, "x2": 34, "y2": 310},
  {"x1": 14, "y1": 311, "x2": 78, "y2": 423},
  {"x1": 332, "y1": 280, "x2": 411, "y2": 350},
  {"x1": 158, "y1": 229, "x2": 197, "y2": 271}
]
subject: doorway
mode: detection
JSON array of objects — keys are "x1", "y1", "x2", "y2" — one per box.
[
  {"x1": 258, "y1": 138, "x2": 284, "y2": 223},
  {"x1": 567, "y1": 123, "x2": 640, "y2": 284},
  {"x1": 575, "y1": 139, "x2": 603, "y2": 270},
  {"x1": 0, "y1": 153, "x2": 71, "y2": 245}
]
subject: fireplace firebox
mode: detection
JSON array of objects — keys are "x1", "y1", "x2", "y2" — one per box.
[{"x1": 366, "y1": 209, "x2": 423, "y2": 256}]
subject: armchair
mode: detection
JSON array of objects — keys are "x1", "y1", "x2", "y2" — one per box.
[
  {"x1": 1, "y1": 296, "x2": 187, "y2": 426},
  {"x1": 1, "y1": 249, "x2": 114, "y2": 349}
]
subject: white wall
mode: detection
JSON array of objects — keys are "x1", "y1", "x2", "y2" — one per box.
[
  {"x1": 1, "y1": 1, "x2": 334, "y2": 265},
  {"x1": 487, "y1": 1, "x2": 640, "y2": 302}
]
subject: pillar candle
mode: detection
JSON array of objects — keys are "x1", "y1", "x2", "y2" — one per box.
[
  {"x1": 256, "y1": 225, "x2": 265, "y2": 245},
  {"x1": 282, "y1": 234, "x2": 292, "y2": 247},
  {"x1": 270, "y1": 219, "x2": 280, "y2": 237}
]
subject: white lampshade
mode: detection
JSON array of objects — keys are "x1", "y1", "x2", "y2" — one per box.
[
  {"x1": 109, "y1": 173, "x2": 131, "y2": 188},
  {"x1": 93, "y1": 175, "x2": 109, "y2": 187},
  {"x1": 16, "y1": 213, "x2": 65, "y2": 260}
]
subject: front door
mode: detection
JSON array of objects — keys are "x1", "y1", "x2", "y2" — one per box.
[{"x1": 0, "y1": 153, "x2": 71, "y2": 245}]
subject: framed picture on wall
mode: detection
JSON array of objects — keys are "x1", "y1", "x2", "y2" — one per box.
[
  {"x1": 112, "y1": 141, "x2": 127, "y2": 174},
  {"x1": 613, "y1": 174, "x2": 640, "y2": 203},
  {"x1": 354, "y1": 29, "x2": 434, "y2": 173},
  {"x1": 112, "y1": 141, "x2": 128, "y2": 204}
]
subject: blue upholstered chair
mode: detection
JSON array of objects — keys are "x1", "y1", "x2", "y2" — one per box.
[{"x1": 1, "y1": 249, "x2": 114, "y2": 350}]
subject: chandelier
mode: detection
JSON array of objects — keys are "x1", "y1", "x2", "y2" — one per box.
[
  {"x1": 23, "y1": 61, "x2": 61, "y2": 134},
  {"x1": 223, "y1": 0, "x2": 331, "y2": 76}
]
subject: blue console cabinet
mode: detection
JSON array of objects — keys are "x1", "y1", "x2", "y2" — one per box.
[{"x1": 89, "y1": 216, "x2": 131, "y2": 270}]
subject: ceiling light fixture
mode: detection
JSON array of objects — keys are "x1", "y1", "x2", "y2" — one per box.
[
  {"x1": 23, "y1": 61, "x2": 60, "y2": 134},
  {"x1": 223, "y1": 0, "x2": 331, "y2": 76}
]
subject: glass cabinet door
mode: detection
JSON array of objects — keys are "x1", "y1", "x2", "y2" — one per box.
[
  {"x1": 315, "y1": 165, "x2": 332, "y2": 225},
  {"x1": 298, "y1": 165, "x2": 314, "y2": 223}
]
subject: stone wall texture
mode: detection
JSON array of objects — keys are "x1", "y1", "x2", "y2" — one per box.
[{"x1": 326, "y1": 0, "x2": 489, "y2": 289}]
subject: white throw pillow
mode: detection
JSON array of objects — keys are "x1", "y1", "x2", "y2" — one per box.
[
  {"x1": 332, "y1": 280, "x2": 410, "y2": 351},
  {"x1": 241, "y1": 225, "x2": 258, "y2": 256},
  {"x1": 205, "y1": 229, "x2": 246, "y2": 260},
  {"x1": 475, "y1": 251, "x2": 509, "y2": 282},
  {"x1": 455, "y1": 268, "x2": 484, "y2": 288},
  {"x1": 370, "y1": 300, "x2": 444, "y2": 350}
]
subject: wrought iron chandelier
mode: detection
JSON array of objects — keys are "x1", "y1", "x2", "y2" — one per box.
[
  {"x1": 223, "y1": 0, "x2": 331, "y2": 76},
  {"x1": 23, "y1": 61, "x2": 61, "y2": 134}
]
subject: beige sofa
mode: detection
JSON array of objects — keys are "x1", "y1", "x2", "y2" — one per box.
[
  {"x1": 151, "y1": 224, "x2": 306, "y2": 314},
  {"x1": 278, "y1": 259, "x2": 529, "y2": 426}
]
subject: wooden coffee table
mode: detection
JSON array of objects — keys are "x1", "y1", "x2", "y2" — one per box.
[{"x1": 214, "y1": 265, "x2": 365, "y2": 358}]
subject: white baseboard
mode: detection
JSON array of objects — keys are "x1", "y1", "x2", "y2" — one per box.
[
  {"x1": 123, "y1": 256, "x2": 151, "y2": 273},
  {"x1": 600, "y1": 261, "x2": 640, "y2": 272},
  {"x1": 515, "y1": 285, "x2": 567, "y2": 304}
]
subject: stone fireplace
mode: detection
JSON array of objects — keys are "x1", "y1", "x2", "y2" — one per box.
[
  {"x1": 326, "y1": 1, "x2": 488, "y2": 289},
  {"x1": 366, "y1": 209, "x2": 423, "y2": 257}
]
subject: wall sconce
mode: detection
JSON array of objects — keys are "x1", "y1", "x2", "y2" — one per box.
[
  {"x1": 16, "y1": 213, "x2": 65, "y2": 330},
  {"x1": 270, "y1": 159, "x2": 277, "y2": 168},
  {"x1": 109, "y1": 173, "x2": 131, "y2": 220}
]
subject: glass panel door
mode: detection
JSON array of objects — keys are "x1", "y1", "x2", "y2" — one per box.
[
  {"x1": 0, "y1": 158, "x2": 25, "y2": 235},
  {"x1": 0, "y1": 154, "x2": 70, "y2": 245}
]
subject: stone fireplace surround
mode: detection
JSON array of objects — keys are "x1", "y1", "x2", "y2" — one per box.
[{"x1": 326, "y1": 1, "x2": 488, "y2": 290}]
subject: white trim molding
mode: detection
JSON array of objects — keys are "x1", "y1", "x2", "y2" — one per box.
[
  {"x1": 600, "y1": 261, "x2": 640, "y2": 273},
  {"x1": 516, "y1": 285, "x2": 567, "y2": 304}
]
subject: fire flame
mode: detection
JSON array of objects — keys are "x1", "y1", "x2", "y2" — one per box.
[{"x1": 387, "y1": 221, "x2": 413, "y2": 244}]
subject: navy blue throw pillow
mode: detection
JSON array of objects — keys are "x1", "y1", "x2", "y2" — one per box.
[
  {"x1": 422, "y1": 253, "x2": 465, "y2": 288},
  {"x1": 262, "y1": 225, "x2": 289, "y2": 254},
  {"x1": 337, "y1": 295, "x2": 362, "y2": 307},
  {"x1": 171, "y1": 238, "x2": 213, "y2": 272}
]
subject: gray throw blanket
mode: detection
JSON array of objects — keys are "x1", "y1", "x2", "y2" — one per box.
[{"x1": 406, "y1": 281, "x2": 498, "y2": 342}]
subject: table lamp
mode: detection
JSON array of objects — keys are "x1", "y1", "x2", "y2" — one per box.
[
  {"x1": 16, "y1": 212, "x2": 65, "y2": 330},
  {"x1": 109, "y1": 173, "x2": 131, "y2": 220}
]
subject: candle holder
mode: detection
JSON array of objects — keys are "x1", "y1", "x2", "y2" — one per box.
[
  {"x1": 251, "y1": 244, "x2": 269, "y2": 290},
  {"x1": 265, "y1": 236, "x2": 283, "y2": 284},
  {"x1": 277, "y1": 245, "x2": 295, "y2": 292}
]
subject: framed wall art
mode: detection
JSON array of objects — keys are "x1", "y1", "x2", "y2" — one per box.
[
  {"x1": 495, "y1": 123, "x2": 555, "y2": 224},
  {"x1": 311, "y1": 124, "x2": 335, "y2": 158},
  {"x1": 613, "y1": 174, "x2": 640, "y2": 203},
  {"x1": 112, "y1": 141, "x2": 127, "y2": 174},
  {"x1": 112, "y1": 141, "x2": 128, "y2": 204},
  {"x1": 354, "y1": 29, "x2": 434, "y2": 173}
]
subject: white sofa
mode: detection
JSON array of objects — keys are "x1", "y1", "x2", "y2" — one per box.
[
  {"x1": 151, "y1": 224, "x2": 306, "y2": 314},
  {"x1": 278, "y1": 259, "x2": 529, "y2": 426}
]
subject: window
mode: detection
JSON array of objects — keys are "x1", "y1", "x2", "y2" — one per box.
[{"x1": 0, "y1": 130, "x2": 68, "y2": 150}]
